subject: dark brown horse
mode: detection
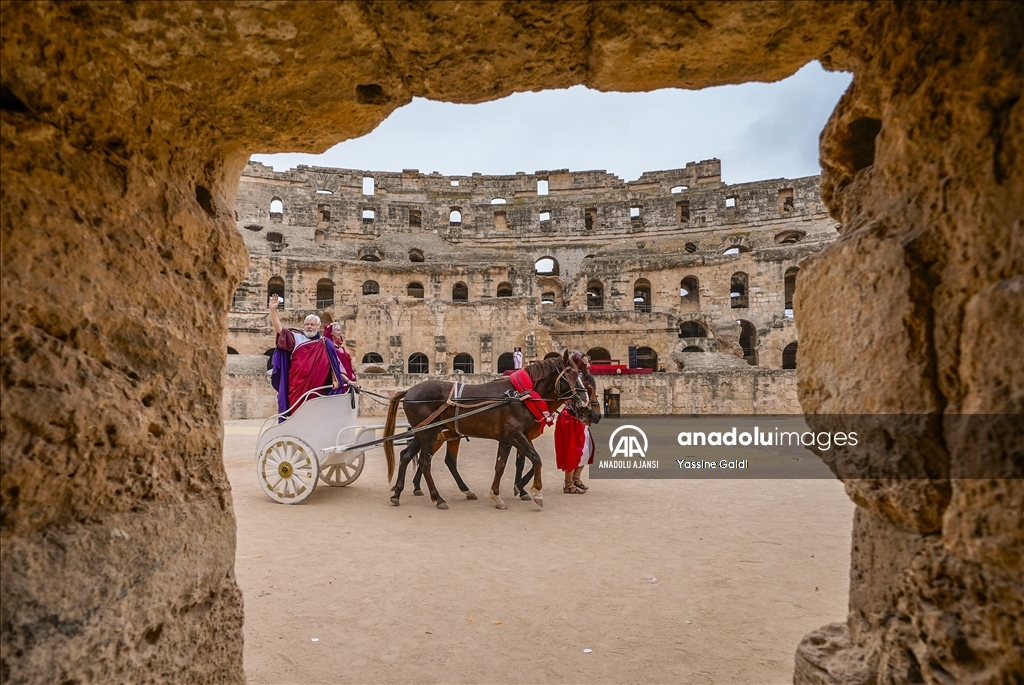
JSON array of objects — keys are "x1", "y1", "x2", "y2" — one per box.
[
  {"x1": 410, "y1": 376, "x2": 602, "y2": 501},
  {"x1": 382, "y1": 351, "x2": 588, "y2": 509}
]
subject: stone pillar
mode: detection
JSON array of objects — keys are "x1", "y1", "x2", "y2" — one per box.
[{"x1": 794, "y1": 3, "x2": 1024, "y2": 683}]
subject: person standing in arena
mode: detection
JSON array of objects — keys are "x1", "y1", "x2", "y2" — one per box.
[{"x1": 555, "y1": 352, "x2": 597, "y2": 493}]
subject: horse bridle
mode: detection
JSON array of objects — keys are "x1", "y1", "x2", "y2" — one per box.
[{"x1": 553, "y1": 364, "x2": 589, "y2": 409}]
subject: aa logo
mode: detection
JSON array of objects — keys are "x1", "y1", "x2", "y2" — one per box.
[{"x1": 609, "y1": 425, "x2": 648, "y2": 459}]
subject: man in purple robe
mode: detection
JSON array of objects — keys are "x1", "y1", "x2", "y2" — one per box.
[{"x1": 268, "y1": 295, "x2": 344, "y2": 416}]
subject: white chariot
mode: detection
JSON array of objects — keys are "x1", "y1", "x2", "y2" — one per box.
[{"x1": 253, "y1": 387, "x2": 406, "y2": 504}]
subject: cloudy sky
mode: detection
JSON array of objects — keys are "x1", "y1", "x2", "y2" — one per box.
[{"x1": 252, "y1": 62, "x2": 851, "y2": 186}]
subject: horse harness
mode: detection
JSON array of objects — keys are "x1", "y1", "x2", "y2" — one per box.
[{"x1": 409, "y1": 367, "x2": 580, "y2": 435}]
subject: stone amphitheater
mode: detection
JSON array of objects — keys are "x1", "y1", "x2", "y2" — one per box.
[
  {"x1": 225, "y1": 158, "x2": 834, "y2": 417},
  {"x1": 2, "y1": 3, "x2": 1021, "y2": 684}
]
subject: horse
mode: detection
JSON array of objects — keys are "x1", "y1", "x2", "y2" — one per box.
[
  {"x1": 409, "y1": 375, "x2": 602, "y2": 501},
  {"x1": 382, "y1": 351, "x2": 589, "y2": 510}
]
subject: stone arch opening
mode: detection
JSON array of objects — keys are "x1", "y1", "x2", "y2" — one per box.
[
  {"x1": 633, "y1": 278, "x2": 652, "y2": 313},
  {"x1": 408, "y1": 353, "x2": 429, "y2": 374},
  {"x1": 358, "y1": 247, "x2": 383, "y2": 262},
  {"x1": 315, "y1": 278, "x2": 334, "y2": 309},
  {"x1": 496, "y1": 282, "x2": 513, "y2": 297},
  {"x1": 534, "y1": 257, "x2": 558, "y2": 276},
  {"x1": 452, "y1": 282, "x2": 468, "y2": 302},
  {"x1": 362, "y1": 352, "x2": 384, "y2": 364},
  {"x1": 5, "y1": 6, "x2": 1018, "y2": 685},
  {"x1": 267, "y1": 276, "x2": 285, "y2": 307},
  {"x1": 737, "y1": 320, "x2": 758, "y2": 366},
  {"x1": 362, "y1": 280, "x2": 379, "y2": 296},
  {"x1": 496, "y1": 352, "x2": 515, "y2": 373},
  {"x1": 785, "y1": 266, "x2": 800, "y2": 317},
  {"x1": 586, "y1": 280, "x2": 604, "y2": 311},
  {"x1": 680, "y1": 276, "x2": 699, "y2": 304},
  {"x1": 269, "y1": 197, "x2": 283, "y2": 217},
  {"x1": 730, "y1": 272, "x2": 749, "y2": 308},
  {"x1": 586, "y1": 347, "x2": 612, "y2": 362},
  {"x1": 407, "y1": 282, "x2": 425, "y2": 298},
  {"x1": 449, "y1": 208, "x2": 462, "y2": 225},
  {"x1": 409, "y1": 248, "x2": 424, "y2": 262},
  {"x1": 782, "y1": 342, "x2": 798, "y2": 370},
  {"x1": 452, "y1": 353, "x2": 474, "y2": 374}
]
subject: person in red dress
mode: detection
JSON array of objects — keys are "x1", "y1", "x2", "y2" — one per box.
[
  {"x1": 325, "y1": 323, "x2": 359, "y2": 393},
  {"x1": 554, "y1": 352, "x2": 597, "y2": 493}
]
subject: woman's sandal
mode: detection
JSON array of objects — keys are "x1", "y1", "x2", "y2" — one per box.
[
  {"x1": 573, "y1": 478, "x2": 589, "y2": 491},
  {"x1": 563, "y1": 483, "x2": 585, "y2": 494}
]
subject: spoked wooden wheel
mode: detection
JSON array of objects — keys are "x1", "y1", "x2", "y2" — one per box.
[
  {"x1": 257, "y1": 437, "x2": 320, "y2": 504},
  {"x1": 319, "y1": 452, "x2": 365, "y2": 487}
]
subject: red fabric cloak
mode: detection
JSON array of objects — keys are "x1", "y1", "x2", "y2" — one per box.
[{"x1": 554, "y1": 411, "x2": 595, "y2": 472}]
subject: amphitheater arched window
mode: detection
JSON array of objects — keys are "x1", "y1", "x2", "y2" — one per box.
[
  {"x1": 541, "y1": 292, "x2": 555, "y2": 305},
  {"x1": 775, "y1": 230, "x2": 805, "y2": 245},
  {"x1": 680, "y1": 276, "x2": 699, "y2": 304},
  {"x1": 231, "y1": 285, "x2": 247, "y2": 310},
  {"x1": 490, "y1": 197, "x2": 507, "y2": 205},
  {"x1": 362, "y1": 176, "x2": 374, "y2": 196},
  {"x1": 269, "y1": 198, "x2": 283, "y2": 217},
  {"x1": 362, "y1": 352, "x2": 384, "y2": 364},
  {"x1": 586, "y1": 280, "x2": 604, "y2": 311},
  {"x1": 449, "y1": 208, "x2": 462, "y2": 226},
  {"x1": 537, "y1": 179, "x2": 548, "y2": 196},
  {"x1": 408, "y1": 353, "x2": 429, "y2": 374},
  {"x1": 497, "y1": 352, "x2": 516, "y2": 373},
  {"x1": 685, "y1": 242, "x2": 698, "y2": 254},
  {"x1": 633, "y1": 279, "x2": 652, "y2": 313},
  {"x1": 738, "y1": 320, "x2": 758, "y2": 366},
  {"x1": 452, "y1": 282, "x2": 469, "y2": 302},
  {"x1": 630, "y1": 204, "x2": 642, "y2": 220},
  {"x1": 362, "y1": 280, "x2": 379, "y2": 296},
  {"x1": 407, "y1": 282, "x2": 425, "y2": 298},
  {"x1": 317, "y1": 205, "x2": 330, "y2": 224},
  {"x1": 723, "y1": 243, "x2": 750, "y2": 256},
  {"x1": 636, "y1": 346, "x2": 658, "y2": 370},
  {"x1": 679, "y1": 321, "x2": 708, "y2": 338},
  {"x1": 585, "y1": 208, "x2": 597, "y2": 230},
  {"x1": 544, "y1": 352, "x2": 561, "y2": 360},
  {"x1": 496, "y1": 282, "x2": 513, "y2": 297},
  {"x1": 784, "y1": 266, "x2": 800, "y2": 317},
  {"x1": 409, "y1": 248, "x2": 424, "y2": 262},
  {"x1": 782, "y1": 342, "x2": 798, "y2": 370},
  {"x1": 453, "y1": 353, "x2": 474, "y2": 374},
  {"x1": 586, "y1": 347, "x2": 611, "y2": 362},
  {"x1": 316, "y1": 279, "x2": 334, "y2": 309},
  {"x1": 682, "y1": 346, "x2": 703, "y2": 353},
  {"x1": 730, "y1": 272, "x2": 749, "y2": 308},
  {"x1": 358, "y1": 247, "x2": 382, "y2": 262},
  {"x1": 227, "y1": 347, "x2": 239, "y2": 355},
  {"x1": 267, "y1": 276, "x2": 285, "y2": 308},
  {"x1": 362, "y1": 208, "x2": 375, "y2": 223},
  {"x1": 266, "y1": 231, "x2": 283, "y2": 245},
  {"x1": 534, "y1": 257, "x2": 558, "y2": 276},
  {"x1": 671, "y1": 185, "x2": 689, "y2": 194}
]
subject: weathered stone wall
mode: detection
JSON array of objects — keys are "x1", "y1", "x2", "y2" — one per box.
[
  {"x1": 2, "y1": 3, "x2": 1020, "y2": 684},
  {"x1": 230, "y1": 161, "x2": 829, "y2": 376},
  {"x1": 224, "y1": 355, "x2": 800, "y2": 420}
]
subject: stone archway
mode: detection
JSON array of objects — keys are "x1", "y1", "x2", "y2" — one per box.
[{"x1": 1, "y1": 4, "x2": 1020, "y2": 684}]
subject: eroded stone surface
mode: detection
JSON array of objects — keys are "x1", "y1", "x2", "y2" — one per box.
[{"x1": 1, "y1": 2, "x2": 1021, "y2": 683}]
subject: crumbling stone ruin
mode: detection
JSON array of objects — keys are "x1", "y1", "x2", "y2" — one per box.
[
  {"x1": 1, "y1": 3, "x2": 1020, "y2": 684},
  {"x1": 225, "y1": 159, "x2": 832, "y2": 417}
]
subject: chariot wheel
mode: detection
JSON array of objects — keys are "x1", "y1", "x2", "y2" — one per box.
[
  {"x1": 257, "y1": 436, "x2": 320, "y2": 504},
  {"x1": 319, "y1": 452, "x2": 365, "y2": 486}
]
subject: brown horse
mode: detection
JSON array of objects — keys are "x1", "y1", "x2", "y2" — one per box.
[
  {"x1": 383, "y1": 351, "x2": 588, "y2": 509},
  {"x1": 410, "y1": 376, "x2": 602, "y2": 500}
]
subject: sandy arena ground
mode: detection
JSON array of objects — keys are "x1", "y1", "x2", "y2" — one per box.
[{"x1": 225, "y1": 418, "x2": 854, "y2": 685}]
